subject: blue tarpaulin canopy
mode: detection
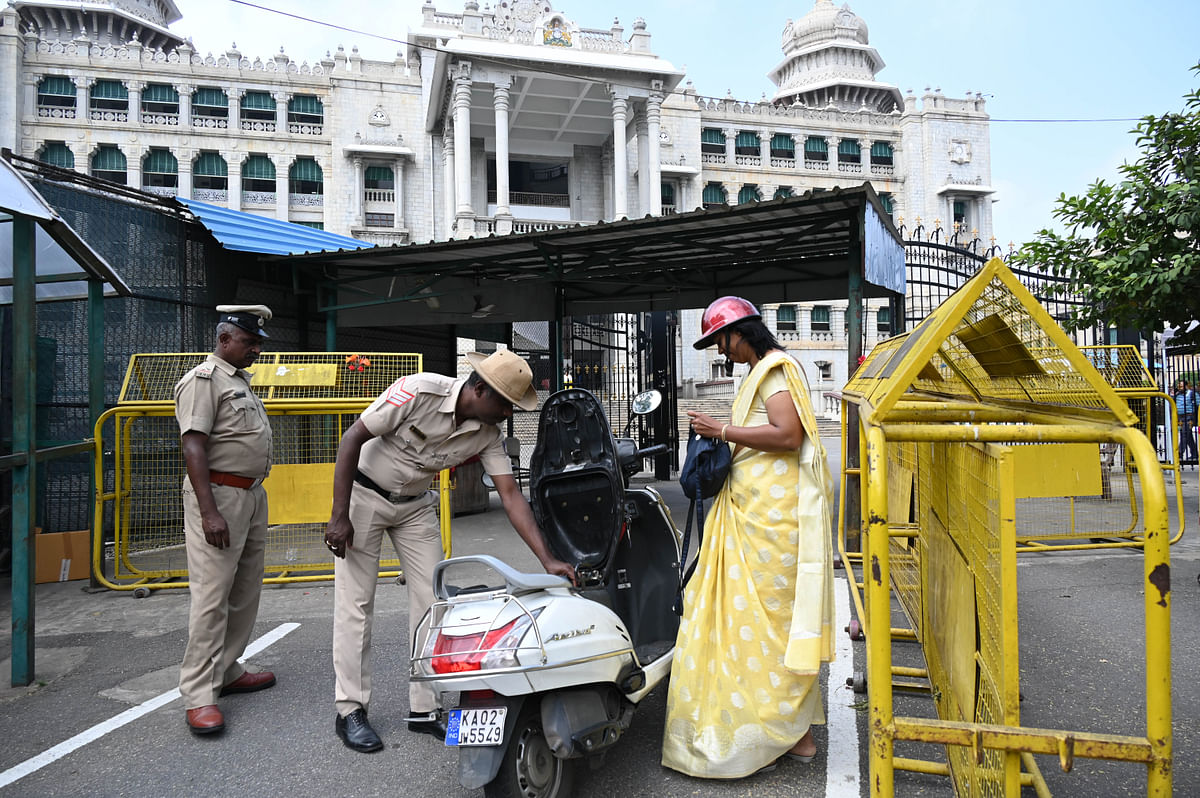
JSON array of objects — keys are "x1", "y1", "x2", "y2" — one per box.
[{"x1": 176, "y1": 197, "x2": 374, "y2": 256}]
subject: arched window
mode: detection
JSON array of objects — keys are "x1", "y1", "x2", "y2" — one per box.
[
  {"x1": 770, "y1": 134, "x2": 795, "y2": 159},
  {"x1": 142, "y1": 84, "x2": 179, "y2": 115},
  {"x1": 837, "y1": 139, "x2": 861, "y2": 164},
  {"x1": 243, "y1": 155, "x2": 275, "y2": 192},
  {"x1": 142, "y1": 148, "x2": 178, "y2": 188},
  {"x1": 241, "y1": 91, "x2": 275, "y2": 121},
  {"x1": 192, "y1": 87, "x2": 229, "y2": 120},
  {"x1": 700, "y1": 128, "x2": 724, "y2": 154},
  {"x1": 773, "y1": 186, "x2": 793, "y2": 200},
  {"x1": 702, "y1": 183, "x2": 726, "y2": 209},
  {"x1": 289, "y1": 158, "x2": 323, "y2": 195},
  {"x1": 734, "y1": 131, "x2": 760, "y2": 156},
  {"x1": 39, "y1": 142, "x2": 75, "y2": 169},
  {"x1": 364, "y1": 166, "x2": 394, "y2": 190},
  {"x1": 804, "y1": 136, "x2": 828, "y2": 162},
  {"x1": 870, "y1": 141, "x2": 894, "y2": 166},
  {"x1": 90, "y1": 145, "x2": 127, "y2": 185},
  {"x1": 37, "y1": 76, "x2": 76, "y2": 109},
  {"x1": 287, "y1": 95, "x2": 323, "y2": 126},
  {"x1": 90, "y1": 80, "x2": 128, "y2": 112},
  {"x1": 194, "y1": 152, "x2": 228, "y2": 190},
  {"x1": 737, "y1": 185, "x2": 759, "y2": 204}
]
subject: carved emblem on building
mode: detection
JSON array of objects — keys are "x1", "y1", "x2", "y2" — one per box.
[
  {"x1": 949, "y1": 138, "x2": 972, "y2": 164},
  {"x1": 369, "y1": 106, "x2": 390, "y2": 127}
]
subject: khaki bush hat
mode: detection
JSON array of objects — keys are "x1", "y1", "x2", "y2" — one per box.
[{"x1": 465, "y1": 350, "x2": 538, "y2": 411}]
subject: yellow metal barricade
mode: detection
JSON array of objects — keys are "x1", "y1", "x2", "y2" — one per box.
[
  {"x1": 91, "y1": 352, "x2": 457, "y2": 592},
  {"x1": 838, "y1": 259, "x2": 1171, "y2": 797}
]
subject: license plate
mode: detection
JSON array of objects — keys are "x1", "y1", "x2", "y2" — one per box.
[{"x1": 445, "y1": 707, "x2": 507, "y2": 746}]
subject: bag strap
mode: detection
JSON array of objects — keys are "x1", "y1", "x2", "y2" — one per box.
[{"x1": 673, "y1": 495, "x2": 706, "y2": 615}]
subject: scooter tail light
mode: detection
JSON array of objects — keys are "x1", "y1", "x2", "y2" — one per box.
[{"x1": 430, "y1": 608, "x2": 542, "y2": 674}]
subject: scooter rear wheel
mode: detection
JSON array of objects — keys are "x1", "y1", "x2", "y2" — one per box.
[{"x1": 484, "y1": 704, "x2": 576, "y2": 798}]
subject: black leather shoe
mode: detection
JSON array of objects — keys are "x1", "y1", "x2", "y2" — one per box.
[
  {"x1": 406, "y1": 711, "x2": 447, "y2": 740},
  {"x1": 336, "y1": 709, "x2": 383, "y2": 753}
]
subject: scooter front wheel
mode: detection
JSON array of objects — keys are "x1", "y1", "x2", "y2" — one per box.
[{"x1": 484, "y1": 704, "x2": 576, "y2": 798}]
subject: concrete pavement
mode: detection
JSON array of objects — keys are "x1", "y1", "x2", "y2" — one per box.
[{"x1": 1, "y1": 449, "x2": 1197, "y2": 797}]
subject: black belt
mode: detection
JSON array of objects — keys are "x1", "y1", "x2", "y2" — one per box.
[{"x1": 354, "y1": 471, "x2": 423, "y2": 504}]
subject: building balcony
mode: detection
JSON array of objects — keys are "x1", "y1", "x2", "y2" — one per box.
[
  {"x1": 365, "y1": 188, "x2": 395, "y2": 203},
  {"x1": 804, "y1": 159, "x2": 829, "y2": 171},
  {"x1": 351, "y1": 227, "x2": 409, "y2": 247},
  {"x1": 870, "y1": 163, "x2": 895, "y2": 177},
  {"x1": 770, "y1": 156, "x2": 795, "y2": 169},
  {"x1": 142, "y1": 185, "x2": 178, "y2": 197},
  {"x1": 193, "y1": 188, "x2": 228, "y2": 202},
  {"x1": 241, "y1": 119, "x2": 277, "y2": 133},
  {"x1": 289, "y1": 193, "x2": 324, "y2": 207},
  {"x1": 701, "y1": 152, "x2": 726, "y2": 165},
  {"x1": 242, "y1": 190, "x2": 276, "y2": 205},
  {"x1": 838, "y1": 161, "x2": 863, "y2": 174},
  {"x1": 475, "y1": 216, "x2": 589, "y2": 235},
  {"x1": 288, "y1": 123, "x2": 324, "y2": 135},
  {"x1": 90, "y1": 110, "x2": 128, "y2": 122},
  {"x1": 141, "y1": 111, "x2": 179, "y2": 126},
  {"x1": 192, "y1": 115, "x2": 229, "y2": 130},
  {"x1": 485, "y1": 190, "x2": 569, "y2": 208},
  {"x1": 37, "y1": 105, "x2": 76, "y2": 119},
  {"x1": 734, "y1": 154, "x2": 761, "y2": 167}
]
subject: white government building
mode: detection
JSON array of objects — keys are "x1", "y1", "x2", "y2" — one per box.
[{"x1": 0, "y1": 0, "x2": 994, "y2": 407}]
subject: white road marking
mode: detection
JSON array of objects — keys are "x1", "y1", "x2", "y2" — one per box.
[
  {"x1": 0, "y1": 622, "x2": 299, "y2": 789},
  {"x1": 826, "y1": 576, "x2": 861, "y2": 796}
]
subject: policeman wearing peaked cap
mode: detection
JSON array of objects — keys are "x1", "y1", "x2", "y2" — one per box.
[{"x1": 173, "y1": 304, "x2": 278, "y2": 737}]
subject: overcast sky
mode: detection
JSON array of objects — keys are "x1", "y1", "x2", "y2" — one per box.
[{"x1": 171, "y1": 0, "x2": 1200, "y2": 248}]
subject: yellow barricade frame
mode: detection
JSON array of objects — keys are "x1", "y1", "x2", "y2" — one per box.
[
  {"x1": 90, "y1": 352, "x2": 460, "y2": 592},
  {"x1": 837, "y1": 259, "x2": 1172, "y2": 797}
]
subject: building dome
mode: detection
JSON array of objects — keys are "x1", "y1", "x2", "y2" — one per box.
[
  {"x1": 768, "y1": 0, "x2": 900, "y2": 112},
  {"x1": 782, "y1": 0, "x2": 868, "y2": 52}
]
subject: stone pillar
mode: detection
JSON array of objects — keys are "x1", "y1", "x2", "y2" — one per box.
[
  {"x1": 723, "y1": 128, "x2": 736, "y2": 163},
  {"x1": 828, "y1": 136, "x2": 840, "y2": 170},
  {"x1": 228, "y1": 88, "x2": 242, "y2": 131},
  {"x1": 274, "y1": 91, "x2": 288, "y2": 133},
  {"x1": 225, "y1": 153, "x2": 241, "y2": 209},
  {"x1": 73, "y1": 76, "x2": 92, "y2": 122},
  {"x1": 790, "y1": 133, "x2": 803, "y2": 168},
  {"x1": 493, "y1": 77, "x2": 513, "y2": 229},
  {"x1": 177, "y1": 151, "x2": 192, "y2": 198},
  {"x1": 274, "y1": 155, "x2": 290, "y2": 221},
  {"x1": 724, "y1": 181, "x2": 740, "y2": 205},
  {"x1": 127, "y1": 81, "x2": 143, "y2": 124},
  {"x1": 646, "y1": 93, "x2": 663, "y2": 215},
  {"x1": 126, "y1": 145, "x2": 142, "y2": 190},
  {"x1": 352, "y1": 156, "x2": 364, "y2": 226},
  {"x1": 442, "y1": 125, "x2": 456, "y2": 238},
  {"x1": 635, "y1": 112, "x2": 649, "y2": 216},
  {"x1": 759, "y1": 128, "x2": 772, "y2": 164},
  {"x1": 394, "y1": 157, "x2": 405, "y2": 229},
  {"x1": 609, "y1": 90, "x2": 629, "y2": 220},
  {"x1": 21, "y1": 74, "x2": 38, "y2": 122},
  {"x1": 452, "y1": 63, "x2": 474, "y2": 237},
  {"x1": 175, "y1": 83, "x2": 191, "y2": 126}
]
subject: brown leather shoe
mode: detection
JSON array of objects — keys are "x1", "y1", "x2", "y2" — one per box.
[
  {"x1": 186, "y1": 705, "x2": 225, "y2": 735},
  {"x1": 219, "y1": 670, "x2": 276, "y2": 696}
]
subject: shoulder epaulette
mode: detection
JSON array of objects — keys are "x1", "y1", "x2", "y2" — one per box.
[{"x1": 194, "y1": 362, "x2": 215, "y2": 380}]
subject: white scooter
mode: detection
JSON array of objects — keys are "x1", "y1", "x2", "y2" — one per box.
[{"x1": 411, "y1": 388, "x2": 682, "y2": 798}]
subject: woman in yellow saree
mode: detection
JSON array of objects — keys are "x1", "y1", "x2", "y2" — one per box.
[{"x1": 662, "y1": 296, "x2": 836, "y2": 779}]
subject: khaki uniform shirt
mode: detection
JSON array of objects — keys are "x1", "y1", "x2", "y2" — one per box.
[
  {"x1": 174, "y1": 354, "x2": 273, "y2": 479},
  {"x1": 357, "y1": 373, "x2": 511, "y2": 494}
]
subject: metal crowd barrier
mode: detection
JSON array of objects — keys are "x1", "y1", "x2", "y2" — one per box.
[
  {"x1": 90, "y1": 352, "x2": 456, "y2": 592},
  {"x1": 837, "y1": 259, "x2": 1172, "y2": 796}
]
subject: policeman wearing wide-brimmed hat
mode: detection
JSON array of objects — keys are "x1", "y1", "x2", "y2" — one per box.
[
  {"x1": 174, "y1": 304, "x2": 278, "y2": 737},
  {"x1": 324, "y1": 349, "x2": 574, "y2": 753}
]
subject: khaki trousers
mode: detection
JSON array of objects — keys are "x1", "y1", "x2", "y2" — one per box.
[
  {"x1": 179, "y1": 482, "x2": 268, "y2": 709},
  {"x1": 333, "y1": 482, "x2": 441, "y2": 717}
]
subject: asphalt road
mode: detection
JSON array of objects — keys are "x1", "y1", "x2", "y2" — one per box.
[{"x1": 1, "y1": 454, "x2": 1196, "y2": 798}]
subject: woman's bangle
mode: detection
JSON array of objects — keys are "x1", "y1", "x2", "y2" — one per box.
[{"x1": 721, "y1": 424, "x2": 729, "y2": 442}]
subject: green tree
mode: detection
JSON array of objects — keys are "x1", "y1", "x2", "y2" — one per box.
[{"x1": 1017, "y1": 65, "x2": 1200, "y2": 338}]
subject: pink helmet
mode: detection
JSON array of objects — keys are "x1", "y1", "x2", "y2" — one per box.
[{"x1": 694, "y1": 296, "x2": 760, "y2": 350}]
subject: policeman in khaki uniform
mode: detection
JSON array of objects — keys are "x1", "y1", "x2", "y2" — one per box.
[
  {"x1": 174, "y1": 305, "x2": 278, "y2": 736},
  {"x1": 325, "y1": 349, "x2": 574, "y2": 753}
]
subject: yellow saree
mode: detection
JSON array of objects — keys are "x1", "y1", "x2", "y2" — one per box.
[{"x1": 661, "y1": 350, "x2": 836, "y2": 778}]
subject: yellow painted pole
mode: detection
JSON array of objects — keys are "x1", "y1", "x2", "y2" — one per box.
[
  {"x1": 1119, "y1": 428, "x2": 1171, "y2": 796},
  {"x1": 439, "y1": 468, "x2": 453, "y2": 559},
  {"x1": 865, "y1": 423, "x2": 894, "y2": 797}
]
